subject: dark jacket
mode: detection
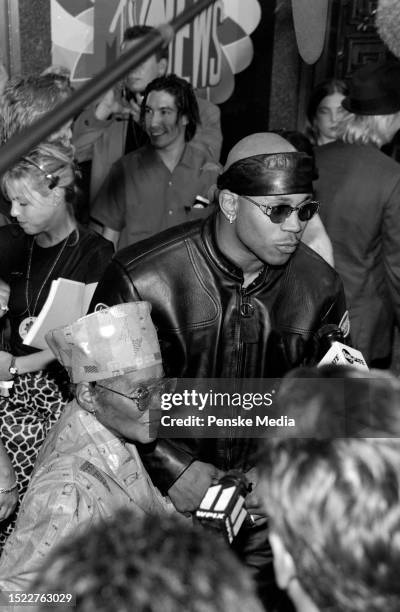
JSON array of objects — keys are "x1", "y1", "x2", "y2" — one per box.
[
  {"x1": 315, "y1": 142, "x2": 400, "y2": 362},
  {"x1": 91, "y1": 213, "x2": 347, "y2": 492}
]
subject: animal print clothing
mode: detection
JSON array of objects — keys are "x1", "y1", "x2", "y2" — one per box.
[{"x1": 0, "y1": 371, "x2": 67, "y2": 552}]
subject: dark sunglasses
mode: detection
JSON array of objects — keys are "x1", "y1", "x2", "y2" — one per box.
[
  {"x1": 240, "y1": 195, "x2": 320, "y2": 224},
  {"x1": 96, "y1": 378, "x2": 176, "y2": 412}
]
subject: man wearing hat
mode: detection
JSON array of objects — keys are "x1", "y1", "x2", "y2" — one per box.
[
  {"x1": 314, "y1": 59, "x2": 400, "y2": 368},
  {"x1": 91, "y1": 132, "x2": 347, "y2": 610},
  {"x1": 0, "y1": 302, "x2": 174, "y2": 592}
]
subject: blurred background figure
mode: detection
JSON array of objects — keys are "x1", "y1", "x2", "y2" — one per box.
[
  {"x1": 0, "y1": 73, "x2": 73, "y2": 148},
  {"x1": 0, "y1": 141, "x2": 112, "y2": 552},
  {"x1": 376, "y1": 0, "x2": 400, "y2": 61},
  {"x1": 314, "y1": 60, "x2": 400, "y2": 368},
  {"x1": 33, "y1": 510, "x2": 264, "y2": 612},
  {"x1": 306, "y1": 79, "x2": 348, "y2": 146},
  {"x1": 40, "y1": 64, "x2": 72, "y2": 80},
  {"x1": 257, "y1": 365, "x2": 400, "y2": 612}
]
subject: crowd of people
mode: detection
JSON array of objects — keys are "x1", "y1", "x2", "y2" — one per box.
[{"x1": 0, "y1": 20, "x2": 399, "y2": 612}]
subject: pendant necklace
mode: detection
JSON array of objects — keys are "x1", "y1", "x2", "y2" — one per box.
[{"x1": 18, "y1": 234, "x2": 70, "y2": 340}]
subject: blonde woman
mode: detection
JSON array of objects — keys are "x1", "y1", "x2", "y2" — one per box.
[{"x1": 0, "y1": 141, "x2": 113, "y2": 549}]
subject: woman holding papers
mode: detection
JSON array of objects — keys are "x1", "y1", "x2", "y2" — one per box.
[{"x1": 0, "y1": 141, "x2": 113, "y2": 550}]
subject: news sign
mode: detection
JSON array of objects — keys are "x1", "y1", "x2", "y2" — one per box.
[{"x1": 50, "y1": 0, "x2": 261, "y2": 103}]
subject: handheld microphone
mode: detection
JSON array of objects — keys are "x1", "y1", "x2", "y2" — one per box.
[
  {"x1": 316, "y1": 324, "x2": 369, "y2": 370},
  {"x1": 195, "y1": 470, "x2": 252, "y2": 544}
]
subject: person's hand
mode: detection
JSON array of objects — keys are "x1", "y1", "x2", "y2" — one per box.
[
  {"x1": 0, "y1": 280, "x2": 10, "y2": 319},
  {"x1": 0, "y1": 449, "x2": 18, "y2": 521},
  {"x1": 0, "y1": 351, "x2": 13, "y2": 380},
  {"x1": 168, "y1": 460, "x2": 224, "y2": 514},
  {"x1": 127, "y1": 93, "x2": 143, "y2": 123},
  {"x1": 0, "y1": 484, "x2": 18, "y2": 521},
  {"x1": 244, "y1": 467, "x2": 268, "y2": 520},
  {"x1": 95, "y1": 88, "x2": 128, "y2": 121}
]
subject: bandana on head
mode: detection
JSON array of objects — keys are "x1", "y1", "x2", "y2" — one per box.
[{"x1": 217, "y1": 152, "x2": 315, "y2": 196}]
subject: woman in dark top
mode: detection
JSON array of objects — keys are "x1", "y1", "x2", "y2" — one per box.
[{"x1": 0, "y1": 140, "x2": 113, "y2": 549}]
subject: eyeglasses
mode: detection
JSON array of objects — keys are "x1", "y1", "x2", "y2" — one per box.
[
  {"x1": 96, "y1": 378, "x2": 176, "y2": 412},
  {"x1": 240, "y1": 195, "x2": 320, "y2": 224}
]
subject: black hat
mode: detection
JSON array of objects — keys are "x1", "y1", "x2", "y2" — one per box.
[{"x1": 342, "y1": 60, "x2": 400, "y2": 115}]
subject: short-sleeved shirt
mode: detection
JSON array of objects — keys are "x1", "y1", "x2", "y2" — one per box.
[{"x1": 91, "y1": 143, "x2": 220, "y2": 249}]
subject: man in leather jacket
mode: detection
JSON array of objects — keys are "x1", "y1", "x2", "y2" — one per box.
[{"x1": 91, "y1": 132, "x2": 348, "y2": 611}]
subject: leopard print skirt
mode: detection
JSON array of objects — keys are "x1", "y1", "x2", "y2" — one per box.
[{"x1": 0, "y1": 370, "x2": 67, "y2": 552}]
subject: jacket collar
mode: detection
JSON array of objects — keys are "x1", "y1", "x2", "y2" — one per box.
[{"x1": 202, "y1": 212, "x2": 245, "y2": 281}]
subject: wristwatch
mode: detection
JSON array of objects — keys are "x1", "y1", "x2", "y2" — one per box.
[{"x1": 8, "y1": 356, "x2": 18, "y2": 378}]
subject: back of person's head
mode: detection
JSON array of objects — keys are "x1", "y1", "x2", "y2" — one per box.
[
  {"x1": 1, "y1": 140, "x2": 78, "y2": 211},
  {"x1": 0, "y1": 73, "x2": 73, "y2": 145},
  {"x1": 338, "y1": 112, "x2": 400, "y2": 147},
  {"x1": 257, "y1": 365, "x2": 400, "y2": 612},
  {"x1": 339, "y1": 60, "x2": 400, "y2": 147},
  {"x1": 123, "y1": 24, "x2": 169, "y2": 61},
  {"x1": 275, "y1": 129, "x2": 315, "y2": 158},
  {"x1": 140, "y1": 73, "x2": 200, "y2": 142},
  {"x1": 274, "y1": 129, "x2": 318, "y2": 179},
  {"x1": 33, "y1": 510, "x2": 264, "y2": 612},
  {"x1": 376, "y1": 1, "x2": 400, "y2": 61}
]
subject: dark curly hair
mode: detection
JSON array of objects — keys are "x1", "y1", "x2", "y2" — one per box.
[{"x1": 140, "y1": 73, "x2": 200, "y2": 142}]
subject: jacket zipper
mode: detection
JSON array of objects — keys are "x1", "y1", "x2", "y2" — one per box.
[{"x1": 224, "y1": 286, "x2": 253, "y2": 468}]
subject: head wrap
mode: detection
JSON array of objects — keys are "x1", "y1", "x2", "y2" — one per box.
[
  {"x1": 45, "y1": 302, "x2": 162, "y2": 383},
  {"x1": 217, "y1": 152, "x2": 314, "y2": 196}
]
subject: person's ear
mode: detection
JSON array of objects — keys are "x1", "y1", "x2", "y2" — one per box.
[
  {"x1": 269, "y1": 532, "x2": 297, "y2": 590},
  {"x1": 219, "y1": 189, "x2": 238, "y2": 224},
  {"x1": 76, "y1": 382, "x2": 98, "y2": 414},
  {"x1": 158, "y1": 57, "x2": 168, "y2": 76},
  {"x1": 181, "y1": 114, "x2": 189, "y2": 126}
]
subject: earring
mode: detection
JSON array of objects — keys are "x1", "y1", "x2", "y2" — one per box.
[{"x1": 228, "y1": 214, "x2": 235, "y2": 224}]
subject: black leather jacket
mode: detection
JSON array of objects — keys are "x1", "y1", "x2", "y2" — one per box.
[{"x1": 92, "y1": 213, "x2": 347, "y2": 492}]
